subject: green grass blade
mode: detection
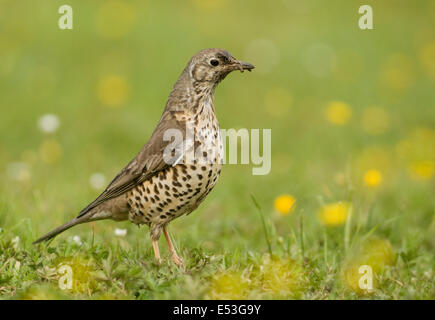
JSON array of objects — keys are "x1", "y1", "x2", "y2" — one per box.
[{"x1": 250, "y1": 194, "x2": 272, "y2": 256}]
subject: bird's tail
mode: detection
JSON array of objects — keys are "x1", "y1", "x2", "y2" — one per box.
[{"x1": 32, "y1": 217, "x2": 87, "y2": 244}]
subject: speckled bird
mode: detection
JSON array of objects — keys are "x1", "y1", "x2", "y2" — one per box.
[{"x1": 33, "y1": 48, "x2": 254, "y2": 267}]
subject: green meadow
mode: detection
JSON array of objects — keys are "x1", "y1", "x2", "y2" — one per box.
[{"x1": 0, "y1": 0, "x2": 434, "y2": 299}]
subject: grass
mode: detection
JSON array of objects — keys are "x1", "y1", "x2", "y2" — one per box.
[
  {"x1": 1, "y1": 0, "x2": 434, "y2": 299},
  {"x1": 1, "y1": 185, "x2": 433, "y2": 299}
]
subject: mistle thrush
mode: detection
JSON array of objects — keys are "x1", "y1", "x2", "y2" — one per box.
[{"x1": 33, "y1": 48, "x2": 254, "y2": 267}]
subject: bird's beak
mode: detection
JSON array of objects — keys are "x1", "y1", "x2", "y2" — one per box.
[{"x1": 233, "y1": 60, "x2": 255, "y2": 72}]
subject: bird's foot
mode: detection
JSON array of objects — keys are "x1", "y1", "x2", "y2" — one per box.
[{"x1": 171, "y1": 253, "x2": 184, "y2": 268}]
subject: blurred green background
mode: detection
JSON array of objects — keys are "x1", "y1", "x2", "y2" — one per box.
[{"x1": 0, "y1": 0, "x2": 434, "y2": 299}]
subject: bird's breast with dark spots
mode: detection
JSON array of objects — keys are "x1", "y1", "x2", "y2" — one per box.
[
  {"x1": 127, "y1": 153, "x2": 222, "y2": 226},
  {"x1": 127, "y1": 102, "x2": 223, "y2": 226}
]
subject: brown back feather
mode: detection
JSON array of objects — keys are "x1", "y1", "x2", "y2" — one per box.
[{"x1": 77, "y1": 112, "x2": 187, "y2": 218}]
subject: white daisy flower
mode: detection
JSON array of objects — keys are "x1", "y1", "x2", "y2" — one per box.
[
  {"x1": 72, "y1": 235, "x2": 82, "y2": 245},
  {"x1": 89, "y1": 173, "x2": 106, "y2": 190},
  {"x1": 114, "y1": 228, "x2": 127, "y2": 237},
  {"x1": 38, "y1": 114, "x2": 60, "y2": 133}
]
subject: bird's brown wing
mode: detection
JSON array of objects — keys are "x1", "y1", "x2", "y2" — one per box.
[{"x1": 77, "y1": 112, "x2": 186, "y2": 218}]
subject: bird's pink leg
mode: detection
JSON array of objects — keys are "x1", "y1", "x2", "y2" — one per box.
[
  {"x1": 163, "y1": 226, "x2": 183, "y2": 268},
  {"x1": 152, "y1": 239, "x2": 162, "y2": 264}
]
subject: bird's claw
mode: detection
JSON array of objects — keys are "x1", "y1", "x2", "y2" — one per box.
[{"x1": 171, "y1": 254, "x2": 184, "y2": 268}]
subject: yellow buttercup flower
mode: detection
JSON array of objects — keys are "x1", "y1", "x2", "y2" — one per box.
[
  {"x1": 55, "y1": 256, "x2": 98, "y2": 294},
  {"x1": 362, "y1": 238, "x2": 396, "y2": 271},
  {"x1": 318, "y1": 202, "x2": 350, "y2": 226},
  {"x1": 208, "y1": 271, "x2": 249, "y2": 299},
  {"x1": 340, "y1": 238, "x2": 395, "y2": 295},
  {"x1": 354, "y1": 147, "x2": 393, "y2": 179},
  {"x1": 257, "y1": 256, "x2": 305, "y2": 297},
  {"x1": 97, "y1": 75, "x2": 130, "y2": 108},
  {"x1": 274, "y1": 194, "x2": 296, "y2": 215},
  {"x1": 325, "y1": 101, "x2": 352, "y2": 125},
  {"x1": 208, "y1": 255, "x2": 306, "y2": 299},
  {"x1": 408, "y1": 160, "x2": 434, "y2": 180},
  {"x1": 363, "y1": 169, "x2": 383, "y2": 188}
]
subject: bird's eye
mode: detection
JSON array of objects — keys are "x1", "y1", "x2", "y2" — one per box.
[{"x1": 210, "y1": 59, "x2": 219, "y2": 67}]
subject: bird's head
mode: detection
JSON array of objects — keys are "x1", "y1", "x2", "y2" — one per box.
[
  {"x1": 166, "y1": 49, "x2": 254, "y2": 111},
  {"x1": 186, "y1": 48, "x2": 254, "y2": 87}
]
